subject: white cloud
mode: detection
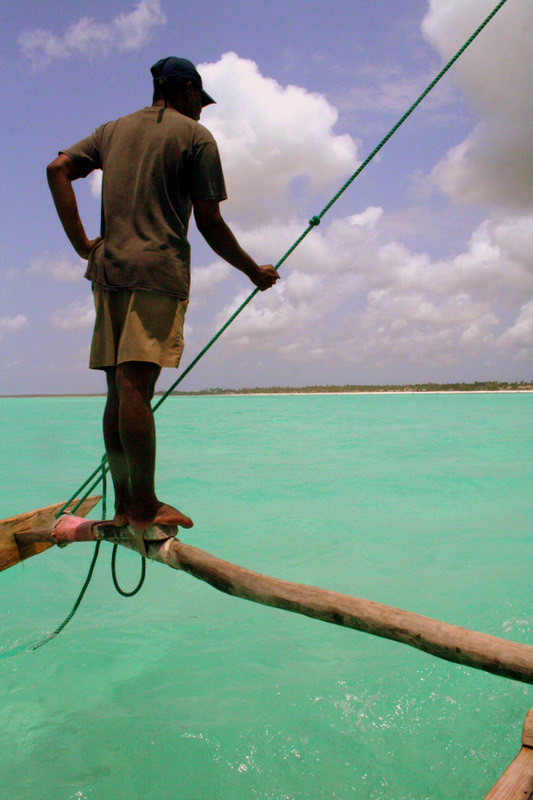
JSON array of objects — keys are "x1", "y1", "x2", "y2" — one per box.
[
  {"x1": 113, "y1": 0, "x2": 165, "y2": 51},
  {"x1": 238, "y1": 212, "x2": 533, "y2": 303},
  {"x1": 0, "y1": 315, "x2": 28, "y2": 334},
  {"x1": 422, "y1": 0, "x2": 533, "y2": 210},
  {"x1": 340, "y1": 290, "x2": 499, "y2": 365},
  {"x1": 199, "y1": 53, "x2": 358, "y2": 222},
  {"x1": 28, "y1": 255, "x2": 86, "y2": 282},
  {"x1": 50, "y1": 296, "x2": 95, "y2": 330},
  {"x1": 191, "y1": 261, "x2": 231, "y2": 295},
  {"x1": 204, "y1": 208, "x2": 533, "y2": 369},
  {"x1": 422, "y1": 0, "x2": 529, "y2": 118},
  {"x1": 83, "y1": 53, "x2": 359, "y2": 232},
  {"x1": 18, "y1": 0, "x2": 165, "y2": 69},
  {"x1": 88, "y1": 170, "x2": 103, "y2": 198},
  {"x1": 498, "y1": 301, "x2": 533, "y2": 360},
  {"x1": 349, "y1": 207, "x2": 383, "y2": 228},
  {"x1": 432, "y1": 122, "x2": 533, "y2": 211},
  {"x1": 337, "y1": 64, "x2": 457, "y2": 117}
]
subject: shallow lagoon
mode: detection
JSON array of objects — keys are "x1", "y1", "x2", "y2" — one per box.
[{"x1": 1, "y1": 393, "x2": 531, "y2": 799}]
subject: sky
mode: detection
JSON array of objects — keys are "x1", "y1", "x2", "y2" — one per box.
[{"x1": 1, "y1": 0, "x2": 532, "y2": 394}]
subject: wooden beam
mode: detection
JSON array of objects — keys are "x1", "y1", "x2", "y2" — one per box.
[
  {"x1": 0, "y1": 497, "x2": 101, "y2": 572},
  {"x1": 5, "y1": 514, "x2": 533, "y2": 685},
  {"x1": 14, "y1": 520, "x2": 174, "y2": 547},
  {"x1": 114, "y1": 535, "x2": 533, "y2": 685},
  {"x1": 484, "y1": 708, "x2": 533, "y2": 799}
]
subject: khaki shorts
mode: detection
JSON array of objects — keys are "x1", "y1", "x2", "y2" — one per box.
[{"x1": 90, "y1": 284, "x2": 188, "y2": 370}]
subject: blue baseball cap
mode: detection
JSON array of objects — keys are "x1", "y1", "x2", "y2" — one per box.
[{"x1": 150, "y1": 57, "x2": 216, "y2": 107}]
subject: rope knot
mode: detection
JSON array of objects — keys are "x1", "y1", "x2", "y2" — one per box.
[{"x1": 309, "y1": 216, "x2": 321, "y2": 227}]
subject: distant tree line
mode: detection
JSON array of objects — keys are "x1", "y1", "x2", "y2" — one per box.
[
  {"x1": 4, "y1": 380, "x2": 532, "y2": 399},
  {"x1": 168, "y1": 380, "x2": 533, "y2": 396}
]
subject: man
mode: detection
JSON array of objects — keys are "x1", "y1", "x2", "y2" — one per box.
[{"x1": 47, "y1": 57, "x2": 279, "y2": 536}]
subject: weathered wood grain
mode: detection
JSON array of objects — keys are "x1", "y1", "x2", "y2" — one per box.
[
  {"x1": 483, "y1": 748, "x2": 533, "y2": 799},
  {"x1": 523, "y1": 708, "x2": 533, "y2": 749},
  {"x1": 0, "y1": 497, "x2": 101, "y2": 572},
  {"x1": 484, "y1": 708, "x2": 533, "y2": 799},
  {"x1": 115, "y1": 536, "x2": 533, "y2": 685}
]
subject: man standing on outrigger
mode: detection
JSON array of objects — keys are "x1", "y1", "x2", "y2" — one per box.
[{"x1": 47, "y1": 57, "x2": 279, "y2": 536}]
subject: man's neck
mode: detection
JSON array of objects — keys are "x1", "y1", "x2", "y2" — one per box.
[
  {"x1": 152, "y1": 97, "x2": 199, "y2": 121},
  {"x1": 152, "y1": 99, "x2": 182, "y2": 113}
]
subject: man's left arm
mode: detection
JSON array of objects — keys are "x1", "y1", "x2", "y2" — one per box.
[
  {"x1": 46, "y1": 153, "x2": 102, "y2": 260},
  {"x1": 194, "y1": 199, "x2": 278, "y2": 291}
]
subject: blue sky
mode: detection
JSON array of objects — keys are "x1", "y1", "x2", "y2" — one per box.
[{"x1": 1, "y1": 0, "x2": 532, "y2": 394}]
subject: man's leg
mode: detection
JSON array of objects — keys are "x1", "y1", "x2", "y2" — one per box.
[
  {"x1": 103, "y1": 366, "x2": 130, "y2": 526},
  {"x1": 115, "y1": 361, "x2": 193, "y2": 530}
]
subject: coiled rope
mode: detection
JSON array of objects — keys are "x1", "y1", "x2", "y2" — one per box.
[{"x1": 43, "y1": 0, "x2": 511, "y2": 641}]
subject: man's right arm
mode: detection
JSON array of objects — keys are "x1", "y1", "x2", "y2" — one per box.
[
  {"x1": 193, "y1": 199, "x2": 279, "y2": 291},
  {"x1": 46, "y1": 153, "x2": 102, "y2": 260}
]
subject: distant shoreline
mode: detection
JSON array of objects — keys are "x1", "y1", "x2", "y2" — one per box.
[{"x1": 2, "y1": 383, "x2": 532, "y2": 399}]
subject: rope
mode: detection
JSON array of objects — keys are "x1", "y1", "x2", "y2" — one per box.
[
  {"x1": 136, "y1": 0, "x2": 512, "y2": 413},
  {"x1": 39, "y1": 0, "x2": 509, "y2": 640},
  {"x1": 30, "y1": 457, "x2": 108, "y2": 650},
  {"x1": 111, "y1": 544, "x2": 146, "y2": 597},
  {"x1": 31, "y1": 542, "x2": 102, "y2": 650},
  {"x1": 313, "y1": 0, "x2": 510, "y2": 222}
]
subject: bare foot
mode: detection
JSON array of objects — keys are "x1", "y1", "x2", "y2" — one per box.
[
  {"x1": 154, "y1": 502, "x2": 193, "y2": 528},
  {"x1": 128, "y1": 502, "x2": 193, "y2": 532}
]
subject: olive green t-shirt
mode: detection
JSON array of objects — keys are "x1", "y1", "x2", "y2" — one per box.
[{"x1": 62, "y1": 106, "x2": 227, "y2": 299}]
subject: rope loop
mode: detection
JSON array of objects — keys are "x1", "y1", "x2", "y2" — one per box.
[{"x1": 111, "y1": 544, "x2": 146, "y2": 598}]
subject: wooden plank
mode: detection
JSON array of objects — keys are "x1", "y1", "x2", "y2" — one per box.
[
  {"x1": 484, "y1": 709, "x2": 533, "y2": 799},
  {"x1": 0, "y1": 497, "x2": 101, "y2": 572},
  {"x1": 523, "y1": 708, "x2": 533, "y2": 748},
  {"x1": 484, "y1": 746, "x2": 533, "y2": 799},
  {"x1": 114, "y1": 536, "x2": 533, "y2": 685}
]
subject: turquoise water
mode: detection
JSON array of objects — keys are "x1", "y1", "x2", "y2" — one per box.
[{"x1": 0, "y1": 393, "x2": 531, "y2": 799}]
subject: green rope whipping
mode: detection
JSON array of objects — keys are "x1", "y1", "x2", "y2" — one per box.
[{"x1": 40, "y1": 0, "x2": 509, "y2": 643}]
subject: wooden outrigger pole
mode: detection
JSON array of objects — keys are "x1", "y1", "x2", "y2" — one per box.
[
  {"x1": 2, "y1": 507, "x2": 532, "y2": 798},
  {"x1": 4, "y1": 510, "x2": 532, "y2": 685}
]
